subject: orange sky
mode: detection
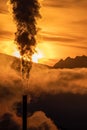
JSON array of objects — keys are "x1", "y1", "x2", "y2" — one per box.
[{"x1": 0, "y1": 0, "x2": 87, "y2": 65}]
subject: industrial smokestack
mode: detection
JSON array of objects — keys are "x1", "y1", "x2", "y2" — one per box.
[{"x1": 10, "y1": 0, "x2": 41, "y2": 78}]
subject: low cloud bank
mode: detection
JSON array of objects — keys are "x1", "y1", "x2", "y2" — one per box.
[
  {"x1": 0, "y1": 55, "x2": 87, "y2": 129},
  {"x1": 29, "y1": 66, "x2": 87, "y2": 96},
  {"x1": 0, "y1": 112, "x2": 58, "y2": 130}
]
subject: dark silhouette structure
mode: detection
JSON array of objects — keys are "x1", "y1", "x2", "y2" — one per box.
[
  {"x1": 13, "y1": 93, "x2": 87, "y2": 130},
  {"x1": 23, "y1": 95, "x2": 27, "y2": 130}
]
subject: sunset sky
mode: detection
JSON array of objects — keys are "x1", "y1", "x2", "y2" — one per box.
[
  {"x1": 0, "y1": 1, "x2": 87, "y2": 129},
  {"x1": 0, "y1": 0, "x2": 87, "y2": 65}
]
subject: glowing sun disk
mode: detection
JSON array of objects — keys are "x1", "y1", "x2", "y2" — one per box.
[
  {"x1": 13, "y1": 51, "x2": 21, "y2": 58},
  {"x1": 32, "y1": 52, "x2": 43, "y2": 63},
  {"x1": 13, "y1": 50, "x2": 44, "y2": 63}
]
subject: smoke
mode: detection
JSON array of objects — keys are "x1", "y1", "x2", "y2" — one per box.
[
  {"x1": 10, "y1": 0, "x2": 41, "y2": 57},
  {"x1": 0, "y1": 54, "x2": 87, "y2": 129},
  {"x1": 28, "y1": 111, "x2": 58, "y2": 130},
  {"x1": 9, "y1": 0, "x2": 41, "y2": 78},
  {"x1": 0, "y1": 112, "x2": 58, "y2": 130},
  {"x1": 0, "y1": 113, "x2": 21, "y2": 130}
]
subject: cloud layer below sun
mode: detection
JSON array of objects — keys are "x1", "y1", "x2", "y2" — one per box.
[{"x1": 0, "y1": 54, "x2": 87, "y2": 129}]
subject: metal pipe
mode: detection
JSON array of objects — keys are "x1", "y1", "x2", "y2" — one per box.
[{"x1": 22, "y1": 95, "x2": 27, "y2": 130}]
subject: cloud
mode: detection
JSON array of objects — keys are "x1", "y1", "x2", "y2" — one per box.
[
  {"x1": 56, "y1": 43, "x2": 87, "y2": 50},
  {"x1": 72, "y1": 19, "x2": 87, "y2": 25},
  {"x1": 29, "y1": 67, "x2": 87, "y2": 95},
  {"x1": 42, "y1": 1, "x2": 68, "y2": 8},
  {"x1": 0, "y1": 54, "x2": 87, "y2": 101},
  {"x1": 0, "y1": 54, "x2": 87, "y2": 129},
  {"x1": 28, "y1": 111, "x2": 58, "y2": 130},
  {"x1": 40, "y1": 31, "x2": 86, "y2": 42},
  {"x1": 0, "y1": 30, "x2": 13, "y2": 40},
  {"x1": 0, "y1": 112, "x2": 58, "y2": 130},
  {"x1": 0, "y1": 113, "x2": 21, "y2": 130},
  {"x1": 0, "y1": 59, "x2": 23, "y2": 104},
  {"x1": 41, "y1": 31, "x2": 87, "y2": 42},
  {"x1": 0, "y1": 85, "x2": 14, "y2": 101},
  {"x1": 0, "y1": 0, "x2": 8, "y2": 14},
  {"x1": 43, "y1": 0, "x2": 87, "y2": 8},
  {"x1": 12, "y1": 101, "x2": 58, "y2": 129},
  {"x1": 0, "y1": 9, "x2": 8, "y2": 14},
  {"x1": 40, "y1": 32, "x2": 87, "y2": 50},
  {"x1": 42, "y1": 35, "x2": 77, "y2": 43}
]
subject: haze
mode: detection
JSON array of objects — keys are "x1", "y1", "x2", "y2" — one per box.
[{"x1": 0, "y1": 0, "x2": 87, "y2": 65}]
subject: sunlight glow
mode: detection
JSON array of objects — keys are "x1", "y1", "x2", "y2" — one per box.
[
  {"x1": 1, "y1": 41, "x2": 44, "y2": 63},
  {"x1": 13, "y1": 51, "x2": 21, "y2": 58},
  {"x1": 13, "y1": 48, "x2": 44, "y2": 63},
  {"x1": 32, "y1": 51, "x2": 43, "y2": 63}
]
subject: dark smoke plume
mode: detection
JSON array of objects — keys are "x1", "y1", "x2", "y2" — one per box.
[{"x1": 10, "y1": 0, "x2": 41, "y2": 78}]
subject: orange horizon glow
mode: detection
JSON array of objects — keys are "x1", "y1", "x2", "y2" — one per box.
[
  {"x1": 13, "y1": 48, "x2": 44, "y2": 63},
  {"x1": 0, "y1": 1, "x2": 87, "y2": 66},
  {"x1": 0, "y1": 40, "x2": 45, "y2": 63}
]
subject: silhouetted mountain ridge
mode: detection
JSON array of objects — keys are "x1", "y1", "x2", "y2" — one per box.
[{"x1": 54, "y1": 55, "x2": 87, "y2": 68}]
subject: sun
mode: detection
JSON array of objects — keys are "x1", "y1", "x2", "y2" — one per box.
[
  {"x1": 32, "y1": 51, "x2": 43, "y2": 63},
  {"x1": 13, "y1": 51, "x2": 21, "y2": 58},
  {"x1": 13, "y1": 48, "x2": 44, "y2": 63}
]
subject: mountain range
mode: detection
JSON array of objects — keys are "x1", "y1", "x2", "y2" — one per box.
[
  {"x1": 0, "y1": 53, "x2": 87, "y2": 69},
  {"x1": 54, "y1": 55, "x2": 87, "y2": 68}
]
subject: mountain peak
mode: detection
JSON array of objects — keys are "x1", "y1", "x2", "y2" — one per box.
[{"x1": 54, "y1": 55, "x2": 87, "y2": 69}]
